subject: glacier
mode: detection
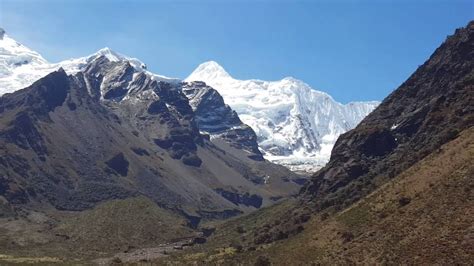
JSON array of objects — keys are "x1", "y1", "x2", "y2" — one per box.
[{"x1": 186, "y1": 61, "x2": 379, "y2": 173}]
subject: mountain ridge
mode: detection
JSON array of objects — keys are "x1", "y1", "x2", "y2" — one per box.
[
  {"x1": 1, "y1": 30, "x2": 379, "y2": 173},
  {"x1": 0, "y1": 30, "x2": 178, "y2": 96}
]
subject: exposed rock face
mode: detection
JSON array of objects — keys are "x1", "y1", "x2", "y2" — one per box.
[
  {"x1": 105, "y1": 153, "x2": 129, "y2": 176},
  {"x1": 82, "y1": 57, "x2": 203, "y2": 166},
  {"x1": 182, "y1": 81, "x2": 263, "y2": 161},
  {"x1": 0, "y1": 28, "x2": 5, "y2": 40},
  {"x1": 0, "y1": 55, "x2": 303, "y2": 222},
  {"x1": 214, "y1": 188, "x2": 263, "y2": 208},
  {"x1": 301, "y1": 21, "x2": 474, "y2": 211}
]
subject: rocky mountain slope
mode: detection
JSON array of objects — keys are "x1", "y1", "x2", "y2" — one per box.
[
  {"x1": 186, "y1": 61, "x2": 379, "y2": 173},
  {"x1": 182, "y1": 81, "x2": 263, "y2": 160},
  {"x1": 0, "y1": 54, "x2": 303, "y2": 213},
  {"x1": 301, "y1": 20, "x2": 474, "y2": 211}
]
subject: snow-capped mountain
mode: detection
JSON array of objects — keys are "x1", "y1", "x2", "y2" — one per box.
[
  {"x1": 0, "y1": 28, "x2": 378, "y2": 173},
  {"x1": 186, "y1": 61, "x2": 379, "y2": 172},
  {"x1": 0, "y1": 28, "x2": 177, "y2": 95}
]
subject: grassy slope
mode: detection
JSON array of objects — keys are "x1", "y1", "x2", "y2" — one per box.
[
  {"x1": 56, "y1": 196, "x2": 194, "y2": 251},
  {"x1": 161, "y1": 127, "x2": 473, "y2": 265},
  {"x1": 0, "y1": 196, "x2": 195, "y2": 263}
]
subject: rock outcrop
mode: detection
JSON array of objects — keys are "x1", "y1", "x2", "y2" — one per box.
[{"x1": 183, "y1": 81, "x2": 263, "y2": 161}]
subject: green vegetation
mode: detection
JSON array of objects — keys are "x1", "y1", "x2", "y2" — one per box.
[{"x1": 336, "y1": 203, "x2": 371, "y2": 230}]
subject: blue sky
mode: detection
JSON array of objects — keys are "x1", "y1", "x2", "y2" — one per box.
[{"x1": 0, "y1": 0, "x2": 472, "y2": 103}]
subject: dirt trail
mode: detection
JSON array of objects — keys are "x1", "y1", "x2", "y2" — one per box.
[{"x1": 93, "y1": 236, "x2": 202, "y2": 264}]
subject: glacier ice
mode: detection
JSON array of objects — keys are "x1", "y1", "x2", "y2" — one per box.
[{"x1": 186, "y1": 61, "x2": 379, "y2": 172}]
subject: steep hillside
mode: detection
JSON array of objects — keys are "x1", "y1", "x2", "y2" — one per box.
[
  {"x1": 164, "y1": 126, "x2": 472, "y2": 265},
  {"x1": 301, "y1": 20, "x2": 474, "y2": 211}
]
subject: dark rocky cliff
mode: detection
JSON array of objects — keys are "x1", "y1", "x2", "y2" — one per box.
[
  {"x1": 301, "y1": 21, "x2": 474, "y2": 211},
  {"x1": 183, "y1": 81, "x2": 263, "y2": 161}
]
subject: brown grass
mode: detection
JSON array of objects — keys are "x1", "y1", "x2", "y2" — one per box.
[{"x1": 161, "y1": 127, "x2": 474, "y2": 265}]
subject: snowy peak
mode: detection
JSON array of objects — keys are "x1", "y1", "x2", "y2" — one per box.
[
  {"x1": 91, "y1": 47, "x2": 122, "y2": 61},
  {"x1": 278, "y1": 76, "x2": 333, "y2": 98},
  {"x1": 185, "y1": 60, "x2": 379, "y2": 173},
  {"x1": 85, "y1": 47, "x2": 148, "y2": 71},
  {"x1": 0, "y1": 32, "x2": 178, "y2": 95},
  {"x1": 0, "y1": 31, "x2": 48, "y2": 70},
  {"x1": 186, "y1": 60, "x2": 232, "y2": 82},
  {"x1": 0, "y1": 31, "x2": 51, "y2": 94}
]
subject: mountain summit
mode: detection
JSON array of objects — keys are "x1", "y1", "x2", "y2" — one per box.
[
  {"x1": 187, "y1": 61, "x2": 232, "y2": 81},
  {"x1": 186, "y1": 62, "x2": 379, "y2": 173}
]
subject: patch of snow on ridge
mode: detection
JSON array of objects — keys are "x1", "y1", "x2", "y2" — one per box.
[
  {"x1": 0, "y1": 30, "x2": 178, "y2": 95},
  {"x1": 0, "y1": 32, "x2": 49, "y2": 94},
  {"x1": 186, "y1": 61, "x2": 379, "y2": 173}
]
